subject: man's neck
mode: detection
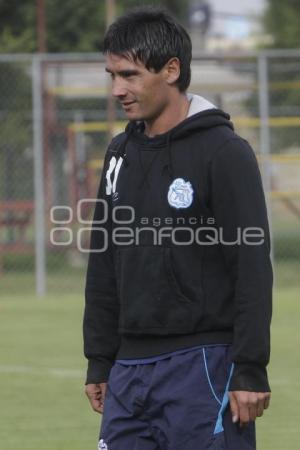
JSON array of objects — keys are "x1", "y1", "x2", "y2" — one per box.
[{"x1": 144, "y1": 93, "x2": 190, "y2": 137}]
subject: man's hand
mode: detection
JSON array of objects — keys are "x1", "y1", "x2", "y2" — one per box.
[
  {"x1": 229, "y1": 391, "x2": 271, "y2": 427},
  {"x1": 85, "y1": 383, "x2": 107, "y2": 414}
]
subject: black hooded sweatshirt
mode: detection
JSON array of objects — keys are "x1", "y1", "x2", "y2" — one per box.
[{"x1": 83, "y1": 99, "x2": 273, "y2": 392}]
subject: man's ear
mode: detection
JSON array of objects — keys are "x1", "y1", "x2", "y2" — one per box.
[{"x1": 164, "y1": 57, "x2": 181, "y2": 86}]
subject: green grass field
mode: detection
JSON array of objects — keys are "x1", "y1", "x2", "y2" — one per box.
[{"x1": 0, "y1": 287, "x2": 299, "y2": 450}]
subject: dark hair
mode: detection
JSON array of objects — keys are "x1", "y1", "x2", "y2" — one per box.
[{"x1": 103, "y1": 7, "x2": 192, "y2": 92}]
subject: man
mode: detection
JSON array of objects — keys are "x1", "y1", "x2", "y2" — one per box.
[{"x1": 83, "y1": 7, "x2": 272, "y2": 450}]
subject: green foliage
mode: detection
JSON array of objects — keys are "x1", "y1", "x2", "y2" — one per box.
[
  {"x1": 0, "y1": 0, "x2": 106, "y2": 53},
  {"x1": 264, "y1": 0, "x2": 300, "y2": 48},
  {"x1": 0, "y1": 0, "x2": 36, "y2": 52},
  {"x1": 118, "y1": 0, "x2": 189, "y2": 25},
  {"x1": 0, "y1": 0, "x2": 188, "y2": 54},
  {"x1": 46, "y1": 0, "x2": 106, "y2": 52}
]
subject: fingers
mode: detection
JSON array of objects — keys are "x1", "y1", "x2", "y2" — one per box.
[
  {"x1": 264, "y1": 393, "x2": 271, "y2": 410},
  {"x1": 91, "y1": 396, "x2": 103, "y2": 414},
  {"x1": 229, "y1": 392, "x2": 239, "y2": 424},
  {"x1": 237, "y1": 393, "x2": 250, "y2": 426},
  {"x1": 248, "y1": 392, "x2": 258, "y2": 422},
  {"x1": 229, "y1": 391, "x2": 271, "y2": 427},
  {"x1": 256, "y1": 392, "x2": 269, "y2": 417},
  {"x1": 99, "y1": 383, "x2": 107, "y2": 414},
  {"x1": 85, "y1": 383, "x2": 105, "y2": 414},
  {"x1": 256, "y1": 395, "x2": 265, "y2": 417},
  {"x1": 229, "y1": 391, "x2": 250, "y2": 426}
]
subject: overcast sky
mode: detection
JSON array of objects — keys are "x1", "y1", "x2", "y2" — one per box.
[
  {"x1": 207, "y1": 0, "x2": 267, "y2": 38},
  {"x1": 209, "y1": 0, "x2": 266, "y2": 15}
]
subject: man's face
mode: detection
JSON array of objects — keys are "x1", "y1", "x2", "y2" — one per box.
[{"x1": 105, "y1": 53, "x2": 171, "y2": 122}]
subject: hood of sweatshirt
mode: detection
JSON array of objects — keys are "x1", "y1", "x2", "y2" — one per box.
[
  {"x1": 124, "y1": 93, "x2": 232, "y2": 142},
  {"x1": 115, "y1": 94, "x2": 234, "y2": 181}
]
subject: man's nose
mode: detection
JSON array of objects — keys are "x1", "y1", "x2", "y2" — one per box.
[{"x1": 111, "y1": 78, "x2": 127, "y2": 98}]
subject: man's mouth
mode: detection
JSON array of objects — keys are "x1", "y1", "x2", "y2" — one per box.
[{"x1": 121, "y1": 101, "x2": 136, "y2": 108}]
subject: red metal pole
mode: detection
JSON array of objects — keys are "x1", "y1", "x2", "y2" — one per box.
[
  {"x1": 36, "y1": 0, "x2": 47, "y2": 53},
  {"x1": 106, "y1": 0, "x2": 116, "y2": 143}
]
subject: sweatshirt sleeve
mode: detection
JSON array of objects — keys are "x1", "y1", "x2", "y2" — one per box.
[
  {"x1": 210, "y1": 137, "x2": 273, "y2": 392},
  {"x1": 83, "y1": 152, "x2": 120, "y2": 385}
]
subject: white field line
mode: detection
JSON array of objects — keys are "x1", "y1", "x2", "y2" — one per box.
[
  {"x1": 0, "y1": 364, "x2": 84, "y2": 378},
  {"x1": 0, "y1": 366, "x2": 295, "y2": 388}
]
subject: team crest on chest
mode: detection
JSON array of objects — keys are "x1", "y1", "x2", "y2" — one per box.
[{"x1": 168, "y1": 178, "x2": 194, "y2": 209}]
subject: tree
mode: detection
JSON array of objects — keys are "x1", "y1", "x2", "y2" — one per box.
[
  {"x1": 0, "y1": 0, "x2": 188, "y2": 53},
  {"x1": 264, "y1": 0, "x2": 300, "y2": 48},
  {"x1": 0, "y1": 0, "x2": 36, "y2": 52},
  {"x1": 119, "y1": 0, "x2": 189, "y2": 26}
]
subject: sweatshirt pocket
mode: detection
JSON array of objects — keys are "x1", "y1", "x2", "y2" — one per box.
[{"x1": 115, "y1": 246, "x2": 205, "y2": 334}]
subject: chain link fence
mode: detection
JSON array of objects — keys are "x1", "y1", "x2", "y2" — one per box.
[{"x1": 0, "y1": 51, "x2": 300, "y2": 296}]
